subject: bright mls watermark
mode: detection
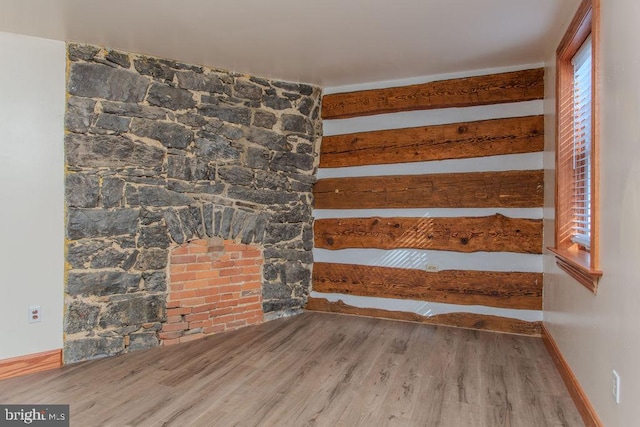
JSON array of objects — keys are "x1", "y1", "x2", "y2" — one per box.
[{"x1": 0, "y1": 405, "x2": 68, "y2": 426}]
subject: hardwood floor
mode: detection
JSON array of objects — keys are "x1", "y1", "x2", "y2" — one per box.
[{"x1": 0, "y1": 312, "x2": 583, "y2": 426}]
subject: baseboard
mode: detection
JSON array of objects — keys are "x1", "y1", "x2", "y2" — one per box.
[
  {"x1": 541, "y1": 324, "x2": 603, "y2": 427},
  {"x1": 0, "y1": 349, "x2": 62, "y2": 381}
]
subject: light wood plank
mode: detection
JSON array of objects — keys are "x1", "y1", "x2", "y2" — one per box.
[
  {"x1": 321, "y1": 68, "x2": 544, "y2": 119},
  {"x1": 306, "y1": 297, "x2": 542, "y2": 336},
  {"x1": 0, "y1": 313, "x2": 582, "y2": 426},
  {"x1": 312, "y1": 263, "x2": 542, "y2": 310},
  {"x1": 315, "y1": 214, "x2": 542, "y2": 253},
  {"x1": 320, "y1": 115, "x2": 544, "y2": 168},
  {"x1": 313, "y1": 170, "x2": 544, "y2": 209}
]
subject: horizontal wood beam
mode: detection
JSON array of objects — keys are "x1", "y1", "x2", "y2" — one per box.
[
  {"x1": 320, "y1": 115, "x2": 544, "y2": 168},
  {"x1": 306, "y1": 297, "x2": 541, "y2": 336},
  {"x1": 312, "y1": 263, "x2": 542, "y2": 310},
  {"x1": 314, "y1": 214, "x2": 542, "y2": 253},
  {"x1": 313, "y1": 170, "x2": 544, "y2": 209},
  {"x1": 321, "y1": 68, "x2": 545, "y2": 120}
]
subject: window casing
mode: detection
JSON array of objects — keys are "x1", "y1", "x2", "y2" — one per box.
[{"x1": 549, "y1": 0, "x2": 602, "y2": 292}]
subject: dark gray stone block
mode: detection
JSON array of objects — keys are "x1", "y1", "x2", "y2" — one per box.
[
  {"x1": 234, "y1": 81, "x2": 262, "y2": 100},
  {"x1": 64, "y1": 337, "x2": 124, "y2": 363},
  {"x1": 195, "y1": 137, "x2": 240, "y2": 162},
  {"x1": 218, "y1": 166, "x2": 253, "y2": 185},
  {"x1": 176, "y1": 71, "x2": 228, "y2": 93},
  {"x1": 66, "y1": 134, "x2": 165, "y2": 169},
  {"x1": 227, "y1": 186, "x2": 298, "y2": 205},
  {"x1": 102, "y1": 101, "x2": 169, "y2": 120},
  {"x1": 262, "y1": 282, "x2": 292, "y2": 300},
  {"x1": 89, "y1": 248, "x2": 136, "y2": 269},
  {"x1": 247, "y1": 128, "x2": 290, "y2": 151},
  {"x1": 282, "y1": 114, "x2": 313, "y2": 135},
  {"x1": 93, "y1": 113, "x2": 130, "y2": 134},
  {"x1": 105, "y1": 50, "x2": 131, "y2": 68},
  {"x1": 128, "y1": 332, "x2": 159, "y2": 351},
  {"x1": 270, "y1": 152, "x2": 314, "y2": 172},
  {"x1": 130, "y1": 119, "x2": 193, "y2": 149},
  {"x1": 163, "y1": 209, "x2": 185, "y2": 244},
  {"x1": 68, "y1": 43, "x2": 100, "y2": 61},
  {"x1": 142, "y1": 271, "x2": 167, "y2": 292},
  {"x1": 263, "y1": 95, "x2": 291, "y2": 110},
  {"x1": 67, "y1": 240, "x2": 112, "y2": 269},
  {"x1": 68, "y1": 62, "x2": 148, "y2": 102},
  {"x1": 65, "y1": 301, "x2": 101, "y2": 334},
  {"x1": 133, "y1": 57, "x2": 175, "y2": 81},
  {"x1": 198, "y1": 105, "x2": 251, "y2": 126},
  {"x1": 67, "y1": 271, "x2": 141, "y2": 296},
  {"x1": 134, "y1": 248, "x2": 169, "y2": 270},
  {"x1": 99, "y1": 294, "x2": 165, "y2": 328},
  {"x1": 244, "y1": 147, "x2": 271, "y2": 170},
  {"x1": 136, "y1": 186, "x2": 194, "y2": 207},
  {"x1": 147, "y1": 83, "x2": 196, "y2": 111},
  {"x1": 66, "y1": 97, "x2": 96, "y2": 133},
  {"x1": 253, "y1": 110, "x2": 277, "y2": 129},
  {"x1": 138, "y1": 225, "x2": 171, "y2": 248},
  {"x1": 67, "y1": 208, "x2": 139, "y2": 240},
  {"x1": 101, "y1": 178, "x2": 125, "y2": 208},
  {"x1": 66, "y1": 173, "x2": 100, "y2": 208}
]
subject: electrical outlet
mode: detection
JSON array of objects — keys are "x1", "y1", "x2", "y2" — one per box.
[
  {"x1": 29, "y1": 305, "x2": 41, "y2": 323},
  {"x1": 425, "y1": 264, "x2": 439, "y2": 272},
  {"x1": 612, "y1": 370, "x2": 621, "y2": 404}
]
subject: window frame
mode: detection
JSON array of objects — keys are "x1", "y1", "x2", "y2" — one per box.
[{"x1": 549, "y1": 0, "x2": 602, "y2": 293}]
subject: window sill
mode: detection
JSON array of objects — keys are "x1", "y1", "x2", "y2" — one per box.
[{"x1": 547, "y1": 247, "x2": 602, "y2": 294}]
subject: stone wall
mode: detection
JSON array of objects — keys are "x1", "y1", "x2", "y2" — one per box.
[{"x1": 64, "y1": 43, "x2": 321, "y2": 363}]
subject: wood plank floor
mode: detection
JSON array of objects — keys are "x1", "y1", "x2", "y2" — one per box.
[{"x1": 0, "y1": 312, "x2": 583, "y2": 426}]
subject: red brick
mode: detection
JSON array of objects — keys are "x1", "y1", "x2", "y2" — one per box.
[
  {"x1": 162, "y1": 322, "x2": 189, "y2": 332},
  {"x1": 216, "y1": 299, "x2": 239, "y2": 309},
  {"x1": 212, "y1": 314, "x2": 235, "y2": 325},
  {"x1": 225, "y1": 243, "x2": 249, "y2": 252},
  {"x1": 239, "y1": 295, "x2": 260, "y2": 305},
  {"x1": 242, "y1": 266, "x2": 261, "y2": 275},
  {"x1": 186, "y1": 263, "x2": 213, "y2": 272},
  {"x1": 159, "y1": 331, "x2": 183, "y2": 340},
  {"x1": 166, "y1": 299, "x2": 181, "y2": 308},
  {"x1": 189, "y1": 320, "x2": 213, "y2": 329},
  {"x1": 191, "y1": 303, "x2": 217, "y2": 313},
  {"x1": 178, "y1": 297, "x2": 206, "y2": 307},
  {"x1": 241, "y1": 281, "x2": 261, "y2": 291},
  {"x1": 162, "y1": 338, "x2": 181, "y2": 346},
  {"x1": 238, "y1": 302, "x2": 262, "y2": 312},
  {"x1": 182, "y1": 279, "x2": 214, "y2": 290},
  {"x1": 226, "y1": 320, "x2": 247, "y2": 329},
  {"x1": 171, "y1": 254, "x2": 197, "y2": 264},
  {"x1": 196, "y1": 255, "x2": 215, "y2": 263},
  {"x1": 234, "y1": 310, "x2": 261, "y2": 320},
  {"x1": 211, "y1": 260, "x2": 236, "y2": 269},
  {"x1": 195, "y1": 287, "x2": 222, "y2": 297},
  {"x1": 218, "y1": 284, "x2": 242, "y2": 294},
  {"x1": 170, "y1": 265, "x2": 187, "y2": 273},
  {"x1": 170, "y1": 272, "x2": 197, "y2": 282},
  {"x1": 210, "y1": 307, "x2": 234, "y2": 317},
  {"x1": 167, "y1": 307, "x2": 192, "y2": 316},
  {"x1": 185, "y1": 312, "x2": 210, "y2": 322},
  {"x1": 166, "y1": 315, "x2": 184, "y2": 324},
  {"x1": 241, "y1": 250, "x2": 261, "y2": 259},
  {"x1": 204, "y1": 295, "x2": 222, "y2": 304},
  {"x1": 172, "y1": 246, "x2": 190, "y2": 256},
  {"x1": 187, "y1": 245, "x2": 208, "y2": 254}
]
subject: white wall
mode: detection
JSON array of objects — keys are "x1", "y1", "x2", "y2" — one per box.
[
  {"x1": 543, "y1": 0, "x2": 640, "y2": 425},
  {"x1": 0, "y1": 32, "x2": 65, "y2": 359}
]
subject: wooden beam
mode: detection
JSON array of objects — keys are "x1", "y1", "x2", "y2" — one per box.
[
  {"x1": 0, "y1": 349, "x2": 62, "y2": 380},
  {"x1": 306, "y1": 298, "x2": 542, "y2": 336},
  {"x1": 542, "y1": 324, "x2": 604, "y2": 427},
  {"x1": 321, "y1": 68, "x2": 545, "y2": 120},
  {"x1": 313, "y1": 170, "x2": 544, "y2": 209},
  {"x1": 315, "y1": 214, "x2": 542, "y2": 253},
  {"x1": 312, "y1": 263, "x2": 542, "y2": 310},
  {"x1": 320, "y1": 115, "x2": 544, "y2": 168}
]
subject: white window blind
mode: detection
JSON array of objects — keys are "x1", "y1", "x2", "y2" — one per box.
[{"x1": 571, "y1": 35, "x2": 592, "y2": 249}]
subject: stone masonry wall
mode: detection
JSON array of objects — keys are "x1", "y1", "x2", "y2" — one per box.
[{"x1": 64, "y1": 43, "x2": 321, "y2": 363}]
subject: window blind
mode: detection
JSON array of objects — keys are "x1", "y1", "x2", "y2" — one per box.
[{"x1": 571, "y1": 35, "x2": 592, "y2": 249}]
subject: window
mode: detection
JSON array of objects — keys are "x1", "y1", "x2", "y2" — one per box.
[{"x1": 549, "y1": 0, "x2": 602, "y2": 292}]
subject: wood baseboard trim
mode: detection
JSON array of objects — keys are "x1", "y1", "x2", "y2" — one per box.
[
  {"x1": 541, "y1": 324, "x2": 603, "y2": 427},
  {"x1": 0, "y1": 349, "x2": 62, "y2": 381}
]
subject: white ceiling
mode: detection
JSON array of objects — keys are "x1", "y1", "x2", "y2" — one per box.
[{"x1": 0, "y1": 0, "x2": 579, "y2": 87}]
